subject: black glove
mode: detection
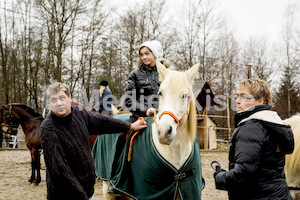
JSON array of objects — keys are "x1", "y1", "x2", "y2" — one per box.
[
  {"x1": 213, "y1": 166, "x2": 227, "y2": 190},
  {"x1": 213, "y1": 165, "x2": 226, "y2": 178}
]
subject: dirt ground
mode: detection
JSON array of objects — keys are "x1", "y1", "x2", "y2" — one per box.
[{"x1": 0, "y1": 148, "x2": 228, "y2": 200}]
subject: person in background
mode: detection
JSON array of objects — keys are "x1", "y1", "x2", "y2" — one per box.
[
  {"x1": 213, "y1": 78, "x2": 294, "y2": 200},
  {"x1": 39, "y1": 82, "x2": 147, "y2": 200},
  {"x1": 93, "y1": 80, "x2": 112, "y2": 116}
]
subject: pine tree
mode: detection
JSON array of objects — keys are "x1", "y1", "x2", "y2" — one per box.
[{"x1": 275, "y1": 68, "x2": 300, "y2": 117}]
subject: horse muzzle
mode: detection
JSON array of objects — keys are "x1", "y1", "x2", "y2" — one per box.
[{"x1": 157, "y1": 125, "x2": 174, "y2": 145}]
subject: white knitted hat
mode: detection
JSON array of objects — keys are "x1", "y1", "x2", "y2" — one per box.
[{"x1": 139, "y1": 40, "x2": 163, "y2": 59}]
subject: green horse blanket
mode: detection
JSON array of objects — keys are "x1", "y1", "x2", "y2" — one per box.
[{"x1": 92, "y1": 115, "x2": 205, "y2": 200}]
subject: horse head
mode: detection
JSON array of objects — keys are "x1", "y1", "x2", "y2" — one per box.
[
  {"x1": 0, "y1": 104, "x2": 20, "y2": 138},
  {"x1": 0, "y1": 105, "x2": 17, "y2": 125},
  {"x1": 155, "y1": 60, "x2": 199, "y2": 145}
]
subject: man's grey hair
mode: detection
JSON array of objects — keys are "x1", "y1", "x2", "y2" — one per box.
[{"x1": 46, "y1": 82, "x2": 71, "y2": 97}]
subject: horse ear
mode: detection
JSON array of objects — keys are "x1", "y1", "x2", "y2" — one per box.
[
  {"x1": 156, "y1": 60, "x2": 168, "y2": 82},
  {"x1": 186, "y1": 63, "x2": 199, "y2": 84}
]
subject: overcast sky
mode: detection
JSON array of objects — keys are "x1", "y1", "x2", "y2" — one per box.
[
  {"x1": 105, "y1": 0, "x2": 300, "y2": 44},
  {"x1": 219, "y1": 0, "x2": 300, "y2": 43},
  {"x1": 2, "y1": 0, "x2": 299, "y2": 44}
]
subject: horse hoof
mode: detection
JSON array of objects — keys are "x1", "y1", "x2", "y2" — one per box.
[
  {"x1": 28, "y1": 178, "x2": 34, "y2": 183},
  {"x1": 33, "y1": 181, "x2": 39, "y2": 186},
  {"x1": 33, "y1": 179, "x2": 41, "y2": 185}
]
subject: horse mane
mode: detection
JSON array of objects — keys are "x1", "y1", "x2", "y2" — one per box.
[
  {"x1": 167, "y1": 71, "x2": 197, "y2": 143},
  {"x1": 8, "y1": 103, "x2": 43, "y2": 118},
  {"x1": 284, "y1": 113, "x2": 300, "y2": 184},
  {"x1": 71, "y1": 101, "x2": 87, "y2": 108},
  {"x1": 284, "y1": 113, "x2": 300, "y2": 140}
]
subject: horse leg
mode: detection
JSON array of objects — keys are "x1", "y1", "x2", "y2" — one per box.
[
  {"x1": 122, "y1": 195, "x2": 133, "y2": 200},
  {"x1": 34, "y1": 149, "x2": 41, "y2": 185},
  {"x1": 290, "y1": 190, "x2": 300, "y2": 200},
  {"x1": 103, "y1": 181, "x2": 117, "y2": 200},
  {"x1": 102, "y1": 181, "x2": 133, "y2": 200},
  {"x1": 28, "y1": 148, "x2": 40, "y2": 184},
  {"x1": 28, "y1": 154, "x2": 35, "y2": 183}
]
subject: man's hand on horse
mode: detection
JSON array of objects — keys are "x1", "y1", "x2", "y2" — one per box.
[
  {"x1": 146, "y1": 108, "x2": 156, "y2": 116},
  {"x1": 130, "y1": 119, "x2": 147, "y2": 131}
]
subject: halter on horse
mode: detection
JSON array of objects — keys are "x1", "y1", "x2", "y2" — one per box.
[
  {"x1": 0, "y1": 105, "x2": 19, "y2": 147},
  {"x1": 94, "y1": 60, "x2": 204, "y2": 200}
]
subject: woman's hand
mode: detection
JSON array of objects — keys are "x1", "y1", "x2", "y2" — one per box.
[
  {"x1": 146, "y1": 108, "x2": 156, "y2": 116},
  {"x1": 130, "y1": 119, "x2": 147, "y2": 131}
]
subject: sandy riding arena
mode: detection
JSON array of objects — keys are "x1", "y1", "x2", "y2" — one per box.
[{"x1": 0, "y1": 149, "x2": 229, "y2": 200}]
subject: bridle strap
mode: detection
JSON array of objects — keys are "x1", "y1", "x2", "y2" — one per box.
[
  {"x1": 158, "y1": 96, "x2": 191, "y2": 126},
  {"x1": 29, "y1": 116, "x2": 44, "y2": 121},
  {"x1": 159, "y1": 111, "x2": 179, "y2": 124},
  {"x1": 159, "y1": 109, "x2": 188, "y2": 125},
  {"x1": 0, "y1": 105, "x2": 14, "y2": 134},
  {"x1": 9, "y1": 105, "x2": 13, "y2": 121}
]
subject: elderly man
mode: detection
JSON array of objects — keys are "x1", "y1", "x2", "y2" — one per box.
[{"x1": 39, "y1": 82, "x2": 146, "y2": 200}]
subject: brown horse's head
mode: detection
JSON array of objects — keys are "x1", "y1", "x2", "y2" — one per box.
[
  {"x1": 0, "y1": 105, "x2": 19, "y2": 137},
  {"x1": 1, "y1": 104, "x2": 43, "y2": 136},
  {"x1": 0, "y1": 105, "x2": 13, "y2": 125}
]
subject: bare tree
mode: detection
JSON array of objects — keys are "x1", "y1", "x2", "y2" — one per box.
[
  {"x1": 195, "y1": 0, "x2": 221, "y2": 80},
  {"x1": 75, "y1": 0, "x2": 110, "y2": 99},
  {"x1": 280, "y1": 2, "x2": 298, "y2": 116},
  {"x1": 175, "y1": 0, "x2": 202, "y2": 70},
  {"x1": 241, "y1": 36, "x2": 273, "y2": 81},
  {"x1": 35, "y1": 0, "x2": 86, "y2": 82},
  {"x1": 0, "y1": 1, "x2": 10, "y2": 104},
  {"x1": 213, "y1": 21, "x2": 240, "y2": 140}
]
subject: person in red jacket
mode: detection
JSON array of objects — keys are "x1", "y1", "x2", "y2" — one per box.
[
  {"x1": 213, "y1": 78, "x2": 294, "y2": 200},
  {"x1": 39, "y1": 82, "x2": 146, "y2": 200}
]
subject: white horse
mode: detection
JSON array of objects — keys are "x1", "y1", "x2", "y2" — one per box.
[
  {"x1": 284, "y1": 114, "x2": 300, "y2": 200},
  {"x1": 95, "y1": 60, "x2": 204, "y2": 200}
]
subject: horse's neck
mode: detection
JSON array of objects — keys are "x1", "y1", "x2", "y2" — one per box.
[
  {"x1": 13, "y1": 109, "x2": 41, "y2": 133},
  {"x1": 152, "y1": 122, "x2": 193, "y2": 170}
]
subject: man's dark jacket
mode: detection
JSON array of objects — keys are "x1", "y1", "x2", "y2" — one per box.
[
  {"x1": 39, "y1": 106, "x2": 131, "y2": 200},
  {"x1": 125, "y1": 64, "x2": 160, "y2": 119},
  {"x1": 215, "y1": 105, "x2": 294, "y2": 200}
]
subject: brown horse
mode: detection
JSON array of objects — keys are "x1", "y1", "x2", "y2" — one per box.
[
  {"x1": 0, "y1": 103, "x2": 43, "y2": 185},
  {"x1": 0, "y1": 102, "x2": 99, "y2": 185}
]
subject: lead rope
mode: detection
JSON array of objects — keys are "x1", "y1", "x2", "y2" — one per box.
[
  {"x1": 127, "y1": 117, "x2": 145, "y2": 161},
  {"x1": 127, "y1": 112, "x2": 158, "y2": 162}
]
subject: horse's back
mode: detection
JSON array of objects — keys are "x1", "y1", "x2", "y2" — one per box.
[
  {"x1": 92, "y1": 113, "x2": 131, "y2": 180},
  {"x1": 109, "y1": 116, "x2": 204, "y2": 199}
]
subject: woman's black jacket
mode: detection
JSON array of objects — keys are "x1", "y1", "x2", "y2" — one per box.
[
  {"x1": 215, "y1": 105, "x2": 294, "y2": 200},
  {"x1": 125, "y1": 64, "x2": 160, "y2": 118}
]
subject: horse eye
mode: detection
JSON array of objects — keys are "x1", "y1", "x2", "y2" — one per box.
[{"x1": 182, "y1": 93, "x2": 189, "y2": 98}]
